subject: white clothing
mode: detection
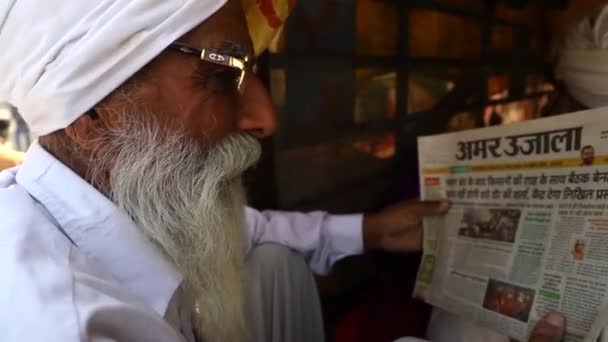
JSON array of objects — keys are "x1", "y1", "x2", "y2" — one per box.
[
  {"x1": 0, "y1": 142, "x2": 363, "y2": 341},
  {"x1": 244, "y1": 244, "x2": 325, "y2": 342},
  {"x1": 0, "y1": 0, "x2": 227, "y2": 135},
  {"x1": 427, "y1": 309, "x2": 508, "y2": 342},
  {"x1": 245, "y1": 207, "x2": 362, "y2": 275},
  {"x1": 556, "y1": 4, "x2": 608, "y2": 108}
]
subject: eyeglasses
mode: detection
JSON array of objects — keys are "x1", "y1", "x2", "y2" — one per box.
[{"x1": 169, "y1": 42, "x2": 253, "y2": 94}]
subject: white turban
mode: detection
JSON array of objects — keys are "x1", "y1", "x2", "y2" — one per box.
[
  {"x1": 0, "y1": 0, "x2": 227, "y2": 135},
  {"x1": 556, "y1": 4, "x2": 608, "y2": 108}
]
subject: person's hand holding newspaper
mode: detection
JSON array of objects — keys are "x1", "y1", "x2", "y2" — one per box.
[
  {"x1": 529, "y1": 313, "x2": 566, "y2": 342},
  {"x1": 362, "y1": 199, "x2": 450, "y2": 252}
]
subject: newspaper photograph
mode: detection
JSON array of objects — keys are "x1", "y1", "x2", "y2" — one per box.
[{"x1": 414, "y1": 108, "x2": 608, "y2": 342}]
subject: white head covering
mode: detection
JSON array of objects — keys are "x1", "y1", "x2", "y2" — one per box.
[
  {"x1": 556, "y1": 4, "x2": 608, "y2": 108},
  {"x1": 0, "y1": 0, "x2": 227, "y2": 135}
]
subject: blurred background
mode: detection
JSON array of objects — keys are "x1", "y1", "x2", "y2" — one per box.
[
  {"x1": 246, "y1": 0, "x2": 603, "y2": 213},
  {"x1": 243, "y1": 1, "x2": 608, "y2": 341}
]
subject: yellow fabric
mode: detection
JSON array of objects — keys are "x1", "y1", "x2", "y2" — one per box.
[{"x1": 243, "y1": 0, "x2": 295, "y2": 56}]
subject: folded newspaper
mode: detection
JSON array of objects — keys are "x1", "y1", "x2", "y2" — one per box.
[{"x1": 414, "y1": 109, "x2": 608, "y2": 342}]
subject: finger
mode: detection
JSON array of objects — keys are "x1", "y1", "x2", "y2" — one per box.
[
  {"x1": 529, "y1": 313, "x2": 565, "y2": 342},
  {"x1": 411, "y1": 200, "x2": 450, "y2": 216}
]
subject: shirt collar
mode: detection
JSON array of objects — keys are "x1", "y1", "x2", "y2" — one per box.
[{"x1": 15, "y1": 141, "x2": 182, "y2": 316}]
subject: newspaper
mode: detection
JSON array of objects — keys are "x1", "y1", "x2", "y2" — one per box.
[{"x1": 414, "y1": 108, "x2": 608, "y2": 342}]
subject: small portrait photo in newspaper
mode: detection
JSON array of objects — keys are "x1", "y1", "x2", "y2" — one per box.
[
  {"x1": 580, "y1": 145, "x2": 595, "y2": 166},
  {"x1": 570, "y1": 236, "x2": 587, "y2": 261},
  {"x1": 458, "y1": 208, "x2": 522, "y2": 243},
  {"x1": 482, "y1": 279, "x2": 536, "y2": 323}
]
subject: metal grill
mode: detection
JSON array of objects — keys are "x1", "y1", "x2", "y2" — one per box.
[{"x1": 249, "y1": 0, "x2": 564, "y2": 211}]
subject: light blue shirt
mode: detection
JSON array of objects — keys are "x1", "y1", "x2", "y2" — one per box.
[{"x1": 0, "y1": 142, "x2": 363, "y2": 341}]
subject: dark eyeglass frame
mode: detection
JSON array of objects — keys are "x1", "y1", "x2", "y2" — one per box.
[{"x1": 169, "y1": 42, "x2": 251, "y2": 93}]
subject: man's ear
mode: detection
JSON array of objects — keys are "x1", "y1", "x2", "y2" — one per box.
[{"x1": 63, "y1": 112, "x2": 100, "y2": 151}]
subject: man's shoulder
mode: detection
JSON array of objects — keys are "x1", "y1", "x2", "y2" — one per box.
[
  {"x1": 0, "y1": 172, "x2": 181, "y2": 341},
  {"x1": 0, "y1": 182, "x2": 83, "y2": 340},
  {"x1": 0, "y1": 172, "x2": 71, "y2": 259},
  {"x1": 0, "y1": 175, "x2": 145, "y2": 341},
  {"x1": 0, "y1": 173, "x2": 70, "y2": 252}
]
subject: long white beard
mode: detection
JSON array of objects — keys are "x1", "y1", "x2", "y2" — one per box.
[{"x1": 93, "y1": 115, "x2": 261, "y2": 342}]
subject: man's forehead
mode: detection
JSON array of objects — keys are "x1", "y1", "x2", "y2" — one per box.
[{"x1": 182, "y1": 32, "x2": 253, "y2": 61}]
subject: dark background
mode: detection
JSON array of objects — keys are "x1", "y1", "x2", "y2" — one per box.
[{"x1": 244, "y1": 1, "x2": 588, "y2": 340}]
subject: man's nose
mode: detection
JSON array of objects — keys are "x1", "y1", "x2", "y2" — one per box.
[{"x1": 237, "y1": 75, "x2": 277, "y2": 139}]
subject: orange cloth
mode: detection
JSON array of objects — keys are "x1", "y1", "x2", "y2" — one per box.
[{"x1": 243, "y1": 0, "x2": 296, "y2": 56}]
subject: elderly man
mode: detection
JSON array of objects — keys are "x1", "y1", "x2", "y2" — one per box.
[{"x1": 0, "y1": 0, "x2": 565, "y2": 341}]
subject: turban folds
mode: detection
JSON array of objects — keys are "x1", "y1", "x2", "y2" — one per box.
[
  {"x1": 556, "y1": 4, "x2": 608, "y2": 108},
  {"x1": 0, "y1": 0, "x2": 227, "y2": 135},
  {"x1": 244, "y1": 0, "x2": 295, "y2": 56}
]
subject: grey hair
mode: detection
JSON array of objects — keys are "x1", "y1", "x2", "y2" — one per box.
[{"x1": 92, "y1": 104, "x2": 261, "y2": 341}]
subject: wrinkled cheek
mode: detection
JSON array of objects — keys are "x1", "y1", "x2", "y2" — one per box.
[{"x1": 188, "y1": 100, "x2": 239, "y2": 144}]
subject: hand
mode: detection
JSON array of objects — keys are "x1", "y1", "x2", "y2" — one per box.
[
  {"x1": 362, "y1": 199, "x2": 449, "y2": 252},
  {"x1": 529, "y1": 313, "x2": 565, "y2": 342}
]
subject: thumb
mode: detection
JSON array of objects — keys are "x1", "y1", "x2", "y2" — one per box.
[{"x1": 529, "y1": 313, "x2": 565, "y2": 342}]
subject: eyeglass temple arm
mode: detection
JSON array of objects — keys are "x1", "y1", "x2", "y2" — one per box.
[{"x1": 169, "y1": 42, "x2": 247, "y2": 90}]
